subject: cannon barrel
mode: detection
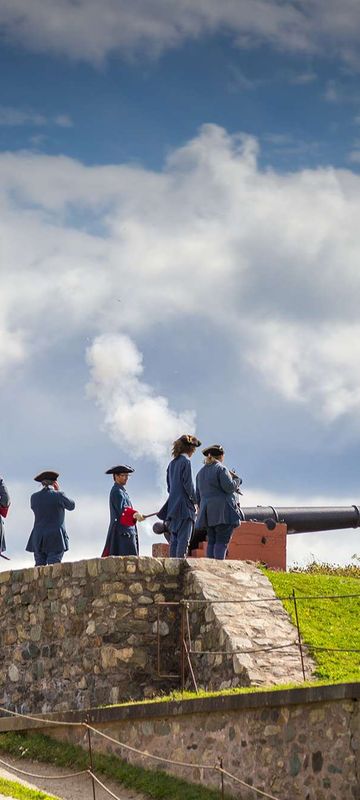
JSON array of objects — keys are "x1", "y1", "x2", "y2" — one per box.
[{"x1": 239, "y1": 505, "x2": 360, "y2": 534}]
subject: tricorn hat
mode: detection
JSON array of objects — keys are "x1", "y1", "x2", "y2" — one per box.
[
  {"x1": 105, "y1": 465, "x2": 134, "y2": 475},
  {"x1": 202, "y1": 444, "x2": 224, "y2": 457},
  {"x1": 179, "y1": 435, "x2": 201, "y2": 447},
  {"x1": 34, "y1": 470, "x2": 59, "y2": 483}
]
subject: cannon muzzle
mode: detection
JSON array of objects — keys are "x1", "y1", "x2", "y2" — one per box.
[{"x1": 239, "y1": 505, "x2": 360, "y2": 534}]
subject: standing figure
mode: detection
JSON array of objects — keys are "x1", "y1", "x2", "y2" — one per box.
[
  {"x1": 102, "y1": 465, "x2": 144, "y2": 557},
  {"x1": 158, "y1": 435, "x2": 201, "y2": 558},
  {"x1": 0, "y1": 475, "x2": 11, "y2": 559},
  {"x1": 26, "y1": 471, "x2": 75, "y2": 566},
  {"x1": 196, "y1": 445, "x2": 241, "y2": 560}
]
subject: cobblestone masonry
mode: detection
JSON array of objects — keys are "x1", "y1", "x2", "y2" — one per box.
[
  {"x1": 0, "y1": 558, "x2": 315, "y2": 713},
  {"x1": 0, "y1": 557, "x2": 184, "y2": 712},
  {"x1": 184, "y1": 559, "x2": 315, "y2": 689},
  {"x1": 42, "y1": 686, "x2": 360, "y2": 800}
]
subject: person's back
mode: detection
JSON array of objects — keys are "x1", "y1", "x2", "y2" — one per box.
[
  {"x1": 31, "y1": 486, "x2": 72, "y2": 531},
  {"x1": 195, "y1": 445, "x2": 241, "y2": 560},
  {"x1": 0, "y1": 476, "x2": 10, "y2": 557},
  {"x1": 166, "y1": 454, "x2": 196, "y2": 520},
  {"x1": 26, "y1": 471, "x2": 75, "y2": 566},
  {"x1": 158, "y1": 435, "x2": 201, "y2": 558}
]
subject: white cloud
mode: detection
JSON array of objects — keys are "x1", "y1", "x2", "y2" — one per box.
[
  {"x1": 2, "y1": 124, "x2": 360, "y2": 442},
  {"x1": 86, "y1": 333, "x2": 196, "y2": 467},
  {"x1": 1, "y1": 1, "x2": 360, "y2": 66},
  {"x1": 0, "y1": 105, "x2": 73, "y2": 128},
  {"x1": 0, "y1": 106, "x2": 46, "y2": 126}
]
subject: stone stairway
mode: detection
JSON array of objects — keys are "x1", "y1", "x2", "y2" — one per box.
[{"x1": 183, "y1": 559, "x2": 315, "y2": 689}]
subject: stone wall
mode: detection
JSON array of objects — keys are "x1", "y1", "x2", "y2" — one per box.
[
  {"x1": 184, "y1": 560, "x2": 314, "y2": 690},
  {"x1": 0, "y1": 557, "x2": 315, "y2": 714},
  {"x1": 0, "y1": 557, "x2": 184, "y2": 713},
  {"x1": 21, "y1": 683, "x2": 359, "y2": 800}
]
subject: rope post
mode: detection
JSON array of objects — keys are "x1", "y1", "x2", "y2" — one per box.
[
  {"x1": 86, "y1": 717, "x2": 96, "y2": 800},
  {"x1": 292, "y1": 589, "x2": 306, "y2": 681},
  {"x1": 157, "y1": 604, "x2": 161, "y2": 676},
  {"x1": 180, "y1": 600, "x2": 186, "y2": 692},
  {"x1": 219, "y1": 757, "x2": 225, "y2": 799}
]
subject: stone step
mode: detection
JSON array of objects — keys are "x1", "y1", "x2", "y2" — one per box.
[{"x1": 184, "y1": 560, "x2": 315, "y2": 689}]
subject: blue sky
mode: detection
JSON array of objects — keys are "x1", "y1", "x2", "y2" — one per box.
[{"x1": 1, "y1": 0, "x2": 360, "y2": 568}]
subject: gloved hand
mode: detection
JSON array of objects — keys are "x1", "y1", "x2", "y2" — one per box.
[{"x1": 133, "y1": 511, "x2": 145, "y2": 522}]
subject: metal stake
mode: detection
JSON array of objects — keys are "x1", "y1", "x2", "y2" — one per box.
[
  {"x1": 219, "y1": 757, "x2": 225, "y2": 799},
  {"x1": 180, "y1": 601, "x2": 186, "y2": 692},
  {"x1": 86, "y1": 718, "x2": 96, "y2": 800},
  {"x1": 292, "y1": 588, "x2": 306, "y2": 681}
]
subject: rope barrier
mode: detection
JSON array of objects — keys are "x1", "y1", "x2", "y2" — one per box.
[
  {"x1": 0, "y1": 756, "x2": 89, "y2": 780},
  {"x1": 190, "y1": 643, "x2": 360, "y2": 655},
  {"x1": 217, "y1": 765, "x2": 282, "y2": 800},
  {"x1": 87, "y1": 729, "x2": 283, "y2": 800},
  {"x1": 86, "y1": 724, "x2": 215, "y2": 770},
  {"x1": 185, "y1": 592, "x2": 360, "y2": 604},
  {"x1": 89, "y1": 770, "x2": 128, "y2": 800},
  {"x1": 190, "y1": 641, "x2": 298, "y2": 655},
  {"x1": 0, "y1": 706, "x2": 82, "y2": 727}
]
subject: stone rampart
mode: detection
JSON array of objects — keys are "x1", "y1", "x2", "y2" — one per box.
[
  {"x1": 0, "y1": 557, "x2": 184, "y2": 713},
  {"x1": 3, "y1": 683, "x2": 358, "y2": 800},
  {"x1": 0, "y1": 557, "x2": 315, "y2": 714}
]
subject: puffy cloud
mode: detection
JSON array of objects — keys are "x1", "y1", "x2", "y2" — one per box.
[
  {"x1": 86, "y1": 333, "x2": 196, "y2": 466},
  {"x1": 2, "y1": 124, "x2": 360, "y2": 437},
  {"x1": 0, "y1": 1, "x2": 360, "y2": 66}
]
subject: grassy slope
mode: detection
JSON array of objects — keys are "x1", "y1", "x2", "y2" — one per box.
[
  {"x1": 0, "y1": 733, "x2": 228, "y2": 800},
  {"x1": 0, "y1": 776, "x2": 58, "y2": 800},
  {"x1": 263, "y1": 569, "x2": 360, "y2": 682}
]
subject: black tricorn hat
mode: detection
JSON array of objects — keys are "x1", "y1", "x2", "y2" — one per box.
[
  {"x1": 34, "y1": 470, "x2": 59, "y2": 482},
  {"x1": 202, "y1": 444, "x2": 224, "y2": 457},
  {"x1": 105, "y1": 465, "x2": 134, "y2": 475},
  {"x1": 179, "y1": 435, "x2": 201, "y2": 447}
]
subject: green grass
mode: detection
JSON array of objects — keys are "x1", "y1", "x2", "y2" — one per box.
[
  {"x1": 0, "y1": 776, "x2": 58, "y2": 800},
  {"x1": 263, "y1": 569, "x2": 360, "y2": 682},
  {"x1": 0, "y1": 732, "x2": 228, "y2": 800},
  {"x1": 103, "y1": 678, "x2": 348, "y2": 710}
]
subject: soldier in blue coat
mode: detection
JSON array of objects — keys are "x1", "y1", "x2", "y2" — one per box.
[
  {"x1": 158, "y1": 435, "x2": 201, "y2": 558},
  {"x1": 102, "y1": 465, "x2": 144, "y2": 557},
  {"x1": 195, "y1": 445, "x2": 241, "y2": 560},
  {"x1": 0, "y1": 475, "x2": 10, "y2": 559},
  {"x1": 26, "y1": 470, "x2": 75, "y2": 566}
]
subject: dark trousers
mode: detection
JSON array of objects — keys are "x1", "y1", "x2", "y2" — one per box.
[
  {"x1": 169, "y1": 519, "x2": 193, "y2": 558},
  {"x1": 34, "y1": 550, "x2": 64, "y2": 566},
  {"x1": 206, "y1": 524, "x2": 234, "y2": 560}
]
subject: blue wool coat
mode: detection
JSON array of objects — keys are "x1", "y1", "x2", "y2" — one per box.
[
  {"x1": 102, "y1": 483, "x2": 138, "y2": 557},
  {"x1": 26, "y1": 486, "x2": 75, "y2": 554},
  {"x1": 0, "y1": 478, "x2": 10, "y2": 554},
  {"x1": 158, "y1": 454, "x2": 196, "y2": 533},
  {"x1": 195, "y1": 462, "x2": 241, "y2": 530}
]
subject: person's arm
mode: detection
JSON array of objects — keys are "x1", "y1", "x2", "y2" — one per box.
[
  {"x1": 195, "y1": 474, "x2": 201, "y2": 506},
  {"x1": 181, "y1": 459, "x2": 196, "y2": 504},
  {"x1": 58, "y1": 492, "x2": 75, "y2": 511},
  {"x1": 0, "y1": 479, "x2": 10, "y2": 517},
  {"x1": 111, "y1": 486, "x2": 127, "y2": 518},
  {"x1": 217, "y1": 465, "x2": 238, "y2": 494}
]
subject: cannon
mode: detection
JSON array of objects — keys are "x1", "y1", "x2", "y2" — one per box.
[
  {"x1": 239, "y1": 505, "x2": 360, "y2": 534},
  {"x1": 183, "y1": 505, "x2": 360, "y2": 569}
]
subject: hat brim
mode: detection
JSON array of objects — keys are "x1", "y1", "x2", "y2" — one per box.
[
  {"x1": 202, "y1": 445, "x2": 224, "y2": 457},
  {"x1": 105, "y1": 465, "x2": 134, "y2": 475},
  {"x1": 34, "y1": 471, "x2": 59, "y2": 482}
]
